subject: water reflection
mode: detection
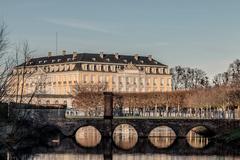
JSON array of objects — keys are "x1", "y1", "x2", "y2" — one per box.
[
  {"x1": 75, "y1": 126, "x2": 102, "y2": 147},
  {"x1": 23, "y1": 153, "x2": 104, "y2": 160},
  {"x1": 113, "y1": 124, "x2": 138, "y2": 150},
  {"x1": 113, "y1": 154, "x2": 240, "y2": 160},
  {"x1": 187, "y1": 126, "x2": 209, "y2": 149},
  {"x1": 12, "y1": 153, "x2": 240, "y2": 160},
  {"x1": 148, "y1": 126, "x2": 176, "y2": 148}
]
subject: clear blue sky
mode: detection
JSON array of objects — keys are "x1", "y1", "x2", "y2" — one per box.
[{"x1": 1, "y1": 0, "x2": 240, "y2": 78}]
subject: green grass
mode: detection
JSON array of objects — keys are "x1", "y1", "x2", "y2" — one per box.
[{"x1": 214, "y1": 128, "x2": 240, "y2": 143}]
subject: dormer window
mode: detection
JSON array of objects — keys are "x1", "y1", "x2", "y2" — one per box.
[
  {"x1": 154, "y1": 61, "x2": 157, "y2": 64},
  {"x1": 100, "y1": 52, "x2": 104, "y2": 58},
  {"x1": 123, "y1": 59, "x2": 127, "y2": 63},
  {"x1": 92, "y1": 58, "x2": 96, "y2": 61},
  {"x1": 39, "y1": 60, "x2": 42, "y2": 64},
  {"x1": 67, "y1": 58, "x2": 71, "y2": 61},
  {"x1": 57, "y1": 59, "x2": 61, "y2": 62},
  {"x1": 72, "y1": 52, "x2": 77, "y2": 60},
  {"x1": 106, "y1": 58, "x2": 110, "y2": 62},
  {"x1": 44, "y1": 60, "x2": 47, "y2": 63},
  {"x1": 140, "y1": 60, "x2": 144, "y2": 64},
  {"x1": 134, "y1": 54, "x2": 138, "y2": 60},
  {"x1": 115, "y1": 53, "x2": 119, "y2": 59},
  {"x1": 52, "y1": 59, "x2": 56, "y2": 63},
  {"x1": 148, "y1": 55, "x2": 152, "y2": 61}
]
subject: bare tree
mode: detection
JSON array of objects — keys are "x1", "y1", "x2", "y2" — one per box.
[
  {"x1": 72, "y1": 82, "x2": 106, "y2": 116},
  {"x1": 171, "y1": 66, "x2": 209, "y2": 90}
]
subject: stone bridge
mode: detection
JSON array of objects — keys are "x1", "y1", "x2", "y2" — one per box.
[
  {"x1": 47, "y1": 118, "x2": 240, "y2": 138},
  {"x1": 29, "y1": 92, "x2": 240, "y2": 138}
]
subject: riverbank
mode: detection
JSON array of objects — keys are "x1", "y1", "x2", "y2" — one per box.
[{"x1": 213, "y1": 128, "x2": 240, "y2": 145}]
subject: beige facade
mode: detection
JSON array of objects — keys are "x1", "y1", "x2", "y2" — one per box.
[{"x1": 10, "y1": 52, "x2": 172, "y2": 107}]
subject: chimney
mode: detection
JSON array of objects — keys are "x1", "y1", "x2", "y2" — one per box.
[
  {"x1": 48, "y1": 52, "x2": 52, "y2": 57},
  {"x1": 100, "y1": 52, "x2": 104, "y2": 59},
  {"x1": 115, "y1": 53, "x2": 119, "y2": 59},
  {"x1": 62, "y1": 50, "x2": 66, "y2": 55},
  {"x1": 72, "y1": 51, "x2": 77, "y2": 60},
  {"x1": 134, "y1": 54, "x2": 138, "y2": 60},
  {"x1": 148, "y1": 55, "x2": 152, "y2": 61}
]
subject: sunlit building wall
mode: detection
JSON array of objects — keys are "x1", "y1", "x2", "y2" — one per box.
[{"x1": 10, "y1": 52, "x2": 172, "y2": 107}]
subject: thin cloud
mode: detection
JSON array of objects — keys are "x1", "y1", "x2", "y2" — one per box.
[
  {"x1": 135, "y1": 41, "x2": 169, "y2": 48},
  {"x1": 44, "y1": 18, "x2": 113, "y2": 34}
]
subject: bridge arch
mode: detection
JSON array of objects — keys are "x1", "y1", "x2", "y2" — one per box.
[
  {"x1": 185, "y1": 124, "x2": 216, "y2": 138},
  {"x1": 75, "y1": 125, "x2": 102, "y2": 148},
  {"x1": 186, "y1": 125, "x2": 212, "y2": 149},
  {"x1": 112, "y1": 123, "x2": 138, "y2": 150}
]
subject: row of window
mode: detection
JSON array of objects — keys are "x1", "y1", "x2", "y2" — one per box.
[
  {"x1": 83, "y1": 75, "x2": 171, "y2": 86},
  {"x1": 81, "y1": 64, "x2": 169, "y2": 74},
  {"x1": 13, "y1": 64, "x2": 76, "y2": 75},
  {"x1": 25, "y1": 77, "x2": 171, "y2": 87}
]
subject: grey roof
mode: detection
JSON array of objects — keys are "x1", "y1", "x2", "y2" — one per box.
[{"x1": 20, "y1": 53, "x2": 167, "y2": 67}]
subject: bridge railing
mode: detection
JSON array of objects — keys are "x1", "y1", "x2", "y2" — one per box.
[{"x1": 65, "y1": 107, "x2": 238, "y2": 119}]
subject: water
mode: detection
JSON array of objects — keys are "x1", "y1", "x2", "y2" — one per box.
[
  {"x1": 17, "y1": 154, "x2": 240, "y2": 160},
  {"x1": 3, "y1": 125, "x2": 240, "y2": 160}
]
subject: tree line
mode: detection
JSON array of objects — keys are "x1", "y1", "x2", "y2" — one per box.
[{"x1": 71, "y1": 59, "x2": 240, "y2": 117}]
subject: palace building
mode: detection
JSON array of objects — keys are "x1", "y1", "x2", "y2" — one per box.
[{"x1": 10, "y1": 51, "x2": 172, "y2": 107}]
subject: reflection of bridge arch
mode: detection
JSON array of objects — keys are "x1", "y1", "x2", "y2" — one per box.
[
  {"x1": 148, "y1": 126, "x2": 176, "y2": 149},
  {"x1": 112, "y1": 123, "x2": 138, "y2": 150},
  {"x1": 75, "y1": 125, "x2": 102, "y2": 148}
]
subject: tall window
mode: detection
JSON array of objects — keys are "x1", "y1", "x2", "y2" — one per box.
[
  {"x1": 133, "y1": 77, "x2": 136, "y2": 85},
  {"x1": 96, "y1": 65, "x2": 102, "y2": 71},
  {"x1": 103, "y1": 65, "x2": 109, "y2": 72},
  {"x1": 83, "y1": 75, "x2": 88, "y2": 83},
  {"x1": 153, "y1": 78, "x2": 157, "y2": 86},
  {"x1": 147, "y1": 78, "x2": 150, "y2": 85},
  {"x1": 112, "y1": 76, "x2": 116, "y2": 84},
  {"x1": 81, "y1": 64, "x2": 87, "y2": 70},
  {"x1": 119, "y1": 76, "x2": 122, "y2": 85},
  {"x1": 99, "y1": 76, "x2": 103, "y2": 83},
  {"x1": 161, "y1": 79, "x2": 164, "y2": 86},
  {"x1": 91, "y1": 75, "x2": 94, "y2": 83},
  {"x1": 158, "y1": 68, "x2": 163, "y2": 74},
  {"x1": 167, "y1": 78, "x2": 171, "y2": 86},
  {"x1": 126, "y1": 77, "x2": 129, "y2": 84},
  {"x1": 89, "y1": 64, "x2": 95, "y2": 71},
  {"x1": 110, "y1": 65, "x2": 116, "y2": 72},
  {"x1": 145, "y1": 67, "x2": 150, "y2": 73}
]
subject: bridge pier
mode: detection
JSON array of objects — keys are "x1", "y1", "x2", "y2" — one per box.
[{"x1": 104, "y1": 92, "x2": 113, "y2": 120}]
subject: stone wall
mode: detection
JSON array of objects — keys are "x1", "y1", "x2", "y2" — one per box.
[{"x1": 8, "y1": 104, "x2": 66, "y2": 122}]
